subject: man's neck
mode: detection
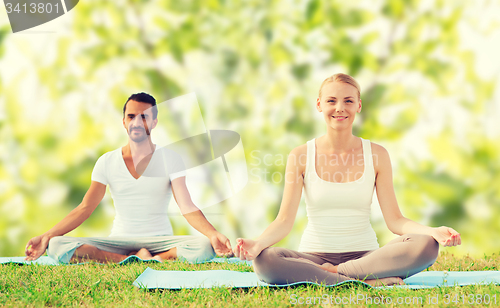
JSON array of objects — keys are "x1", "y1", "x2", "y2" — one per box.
[{"x1": 123, "y1": 139, "x2": 156, "y2": 158}]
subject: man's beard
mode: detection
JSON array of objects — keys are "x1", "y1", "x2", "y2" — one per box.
[{"x1": 129, "y1": 128, "x2": 149, "y2": 143}]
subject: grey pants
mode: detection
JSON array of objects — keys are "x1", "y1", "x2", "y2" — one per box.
[
  {"x1": 47, "y1": 235, "x2": 215, "y2": 264},
  {"x1": 253, "y1": 234, "x2": 439, "y2": 285}
]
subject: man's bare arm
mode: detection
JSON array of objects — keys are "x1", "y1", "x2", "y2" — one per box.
[
  {"x1": 171, "y1": 177, "x2": 232, "y2": 256},
  {"x1": 25, "y1": 181, "x2": 106, "y2": 260}
]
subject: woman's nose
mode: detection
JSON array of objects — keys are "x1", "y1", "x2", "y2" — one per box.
[{"x1": 335, "y1": 102, "x2": 345, "y2": 112}]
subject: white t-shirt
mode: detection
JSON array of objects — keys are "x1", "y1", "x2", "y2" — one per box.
[{"x1": 91, "y1": 145, "x2": 186, "y2": 237}]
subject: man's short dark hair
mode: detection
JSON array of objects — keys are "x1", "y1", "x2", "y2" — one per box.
[{"x1": 123, "y1": 92, "x2": 158, "y2": 119}]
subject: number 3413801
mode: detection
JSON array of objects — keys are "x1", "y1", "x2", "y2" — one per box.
[
  {"x1": 5, "y1": 2, "x2": 60, "y2": 14},
  {"x1": 444, "y1": 294, "x2": 496, "y2": 305}
]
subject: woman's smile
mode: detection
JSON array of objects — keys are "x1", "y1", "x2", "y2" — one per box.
[{"x1": 332, "y1": 115, "x2": 348, "y2": 121}]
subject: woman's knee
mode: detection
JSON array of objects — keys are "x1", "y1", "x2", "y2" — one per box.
[
  {"x1": 406, "y1": 234, "x2": 439, "y2": 264},
  {"x1": 253, "y1": 247, "x2": 285, "y2": 274},
  {"x1": 420, "y1": 235, "x2": 439, "y2": 262}
]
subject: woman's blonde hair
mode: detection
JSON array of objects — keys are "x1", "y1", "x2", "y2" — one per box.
[{"x1": 318, "y1": 73, "x2": 361, "y2": 100}]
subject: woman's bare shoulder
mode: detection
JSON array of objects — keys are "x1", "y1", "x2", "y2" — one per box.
[
  {"x1": 369, "y1": 141, "x2": 391, "y2": 171},
  {"x1": 288, "y1": 143, "x2": 308, "y2": 171},
  {"x1": 290, "y1": 143, "x2": 307, "y2": 155},
  {"x1": 370, "y1": 142, "x2": 388, "y2": 155}
]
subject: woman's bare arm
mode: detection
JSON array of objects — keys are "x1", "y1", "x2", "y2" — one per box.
[
  {"x1": 234, "y1": 145, "x2": 306, "y2": 260},
  {"x1": 373, "y1": 144, "x2": 461, "y2": 246}
]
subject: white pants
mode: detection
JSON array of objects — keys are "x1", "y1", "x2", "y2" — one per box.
[{"x1": 47, "y1": 235, "x2": 215, "y2": 264}]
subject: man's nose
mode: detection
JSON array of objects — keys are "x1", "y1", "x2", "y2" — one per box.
[{"x1": 131, "y1": 115, "x2": 145, "y2": 127}]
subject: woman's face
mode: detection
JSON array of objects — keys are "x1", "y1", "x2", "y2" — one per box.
[{"x1": 316, "y1": 81, "x2": 361, "y2": 130}]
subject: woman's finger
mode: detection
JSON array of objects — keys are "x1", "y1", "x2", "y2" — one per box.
[{"x1": 239, "y1": 246, "x2": 245, "y2": 260}]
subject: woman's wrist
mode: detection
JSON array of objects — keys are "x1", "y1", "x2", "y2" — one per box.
[
  {"x1": 428, "y1": 227, "x2": 441, "y2": 238},
  {"x1": 253, "y1": 240, "x2": 266, "y2": 254}
]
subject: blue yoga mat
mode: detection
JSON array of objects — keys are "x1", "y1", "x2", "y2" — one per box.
[
  {"x1": 0, "y1": 256, "x2": 252, "y2": 266},
  {"x1": 133, "y1": 268, "x2": 500, "y2": 290},
  {"x1": 0, "y1": 255, "x2": 160, "y2": 265}
]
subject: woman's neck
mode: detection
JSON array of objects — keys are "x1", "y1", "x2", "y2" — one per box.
[{"x1": 320, "y1": 129, "x2": 358, "y2": 153}]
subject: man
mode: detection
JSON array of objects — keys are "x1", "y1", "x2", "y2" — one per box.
[{"x1": 25, "y1": 92, "x2": 232, "y2": 263}]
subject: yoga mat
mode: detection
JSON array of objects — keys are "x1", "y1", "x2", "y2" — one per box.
[
  {"x1": 0, "y1": 255, "x2": 159, "y2": 266},
  {"x1": 133, "y1": 269, "x2": 500, "y2": 290},
  {"x1": 0, "y1": 256, "x2": 251, "y2": 266},
  {"x1": 0, "y1": 256, "x2": 59, "y2": 266}
]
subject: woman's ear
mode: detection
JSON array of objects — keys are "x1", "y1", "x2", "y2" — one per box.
[
  {"x1": 316, "y1": 97, "x2": 322, "y2": 112},
  {"x1": 357, "y1": 99, "x2": 362, "y2": 113}
]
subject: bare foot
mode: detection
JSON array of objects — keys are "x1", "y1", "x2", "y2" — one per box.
[
  {"x1": 319, "y1": 263, "x2": 338, "y2": 273},
  {"x1": 364, "y1": 277, "x2": 405, "y2": 287},
  {"x1": 298, "y1": 258, "x2": 338, "y2": 273},
  {"x1": 152, "y1": 255, "x2": 164, "y2": 262},
  {"x1": 135, "y1": 248, "x2": 153, "y2": 260}
]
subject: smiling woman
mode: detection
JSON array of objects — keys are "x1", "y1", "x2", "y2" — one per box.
[{"x1": 234, "y1": 73, "x2": 462, "y2": 287}]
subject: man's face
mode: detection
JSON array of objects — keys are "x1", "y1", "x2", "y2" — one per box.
[{"x1": 122, "y1": 100, "x2": 158, "y2": 143}]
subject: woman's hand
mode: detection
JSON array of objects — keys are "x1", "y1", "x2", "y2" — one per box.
[
  {"x1": 25, "y1": 234, "x2": 50, "y2": 261},
  {"x1": 233, "y1": 238, "x2": 263, "y2": 261},
  {"x1": 431, "y1": 226, "x2": 461, "y2": 247}
]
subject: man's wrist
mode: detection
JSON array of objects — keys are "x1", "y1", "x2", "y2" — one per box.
[
  {"x1": 206, "y1": 230, "x2": 219, "y2": 239},
  {"x1": 43, "y1": 232, "x2": 55, "y2": 241}
]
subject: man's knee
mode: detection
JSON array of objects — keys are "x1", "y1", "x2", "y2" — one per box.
[
  {"x1": 198, "y1": 236, "x2": 215, "y2": 259},
  {"x1": 182, "y1": 236, "x2": 215, "y2": 263},
  {"x1": 47, "y1": 236, "x2": 68, "y2": 255},
  {"x1": 47, "y1": 236, "x2": 79, "y2": 263}
]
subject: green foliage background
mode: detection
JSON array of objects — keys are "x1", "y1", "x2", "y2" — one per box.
[{"x1": 0, "y1": 0, "x2": 499, "y2": 257}]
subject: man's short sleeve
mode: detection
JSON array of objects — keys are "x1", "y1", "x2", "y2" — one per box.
[
  {"x1": 91, "y1": 154, "x2": 108, "y2": 185},
  {"x1": 167, "y1": 150, "x2": 186, "y2": 181}
]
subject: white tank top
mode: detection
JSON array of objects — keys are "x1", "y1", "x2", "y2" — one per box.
[{"x1": 298, "y1": 137, "x2": 380, "y2": 253}]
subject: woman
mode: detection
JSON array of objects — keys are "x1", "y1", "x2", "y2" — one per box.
[{"x1": 234, "y1": 73, "x2": 461, "y2": 286}]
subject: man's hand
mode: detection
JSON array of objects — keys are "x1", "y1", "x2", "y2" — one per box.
[
  {"x1": 25, "y1": 234, "x2": 50, "y2": 261},
  {"x1": 431, "y1": 226, "x2": 461, "y2": 247},
  {"x1": 233, "y1": 238, "x2": 263, "y2": 261},
  {"x1": 209, "y1": 232, "x2": 233, "y2": 257}
]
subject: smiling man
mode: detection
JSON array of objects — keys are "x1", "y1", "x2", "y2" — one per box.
[{"x1": 25, "y1": 92, "x2": 233, "y2": 263}]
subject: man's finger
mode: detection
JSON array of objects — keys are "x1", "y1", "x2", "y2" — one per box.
[{"x1": 225, "y1": 239, "x2": 232, "y2": 250}]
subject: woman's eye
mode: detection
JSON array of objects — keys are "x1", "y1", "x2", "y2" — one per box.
[
  {"x1": 327, "y1": 100, "x2": 334, "y2": 103},
  {"x1": 346, "y1": 100, "x2": 352, "y2": 103}
]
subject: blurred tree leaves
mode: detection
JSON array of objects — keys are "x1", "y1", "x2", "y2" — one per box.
[{"x1": 0, "y1": 0, "x2": 498, "y2": 257}]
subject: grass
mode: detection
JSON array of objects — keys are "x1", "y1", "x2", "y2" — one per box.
[{"x1": 1, "y1": 252, "x2": 499, "y2": 307}]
